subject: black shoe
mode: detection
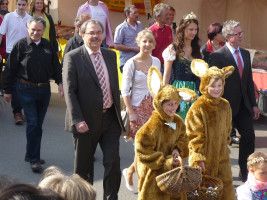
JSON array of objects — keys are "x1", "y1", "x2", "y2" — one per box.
[
  {"x1": 31, "y1": 162, "x2": 42, "y2": 173},
  {"x1": 231, "y1": 136, "x2": 240, "y2": 145},
  {"x1": 25, "y1": 157, "x2": 45, "y2": 164},
  {"x1": 238, "y1": 171, "x2": 246, "y2": 182}
]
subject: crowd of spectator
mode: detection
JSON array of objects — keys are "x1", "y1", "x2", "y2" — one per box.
[{"x1": 0, "y1": 0, "x2": 262, "y2": 200}]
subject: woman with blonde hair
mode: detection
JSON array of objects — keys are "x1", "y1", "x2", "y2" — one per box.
[
  {"x1": 38, "y1": 166, "x2": 96, "y2": 200},
  {"x1": 121, "y1": 29, "x2": 161, "y2": 193},
  {"x1": 29, "y1": 0, "x2": 58, "y2": 52}
]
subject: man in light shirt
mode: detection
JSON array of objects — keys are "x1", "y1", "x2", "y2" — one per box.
[
  {"x1": 0, "y1": 0, "x2": 32, "y2": 125},
  {"x1": 114, "y1": 5, "x2": 143, "y2": 73},
  {"x1": 77, "y1": 0, "x2": 113, "y2": 48}
]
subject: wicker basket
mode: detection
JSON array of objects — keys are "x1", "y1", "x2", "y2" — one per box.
[
  {"x1": 187, "y1": 175, "x2": 223, "y2": 200},
  {"x1": 156, "y1": 166, "x2": 202, "y2": 195}
]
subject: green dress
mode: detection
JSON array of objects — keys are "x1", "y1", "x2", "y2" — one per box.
[{"x1": 171, "y1": 56, "x2": 200, "y2": 120}]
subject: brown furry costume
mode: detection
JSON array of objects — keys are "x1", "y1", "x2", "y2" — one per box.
[
  {"x1": 135, "y1": 67, "x2": 197, "y2": 200},
  {"x1": 186, "y1": 59, "x2": 236, "y2": 200}
]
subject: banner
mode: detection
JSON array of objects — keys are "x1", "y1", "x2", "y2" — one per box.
[{"x1": 102, "y1": 0, "x2": 162, "y2": 15}]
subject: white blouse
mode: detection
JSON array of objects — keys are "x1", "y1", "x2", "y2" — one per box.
[
  {"x1": 121, "y1": 56, "x2": 161, "y2": 107},
  {"x1": 162, "y1": 45, "x2": 176, "y2": 62},
  {"x1": 236, "y1": 182, "x2": 252, "y2": 200}
]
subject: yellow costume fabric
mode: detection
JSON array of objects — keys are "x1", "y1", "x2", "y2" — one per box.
[
  {"x1": 186, "y1": 61, "x2": 236, "y2": 200},
  {"x1": 135, "y1": 84, "x2": 190, "y2": 200}
]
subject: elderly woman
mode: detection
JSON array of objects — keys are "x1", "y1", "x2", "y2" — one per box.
[
  {"x1": 121, "y1": 29, "x2": 161, "y2": 193},
  {"x1": 201, "y1": 22, "x2": 224, "y2": 62},
  {"x1": 29, "y1": 0, "x2": 58, "y2": 52}
]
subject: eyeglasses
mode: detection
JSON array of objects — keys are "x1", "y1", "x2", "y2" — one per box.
[
  {"x1": 1, "y1": 3, "x2": 8, "y2": 5},
  {"x1": 85, "y1": 31, "x2": 102, "y2": 36},
  {"x1": 228, "y1": 31, "x2": 244, "y2": 37}
]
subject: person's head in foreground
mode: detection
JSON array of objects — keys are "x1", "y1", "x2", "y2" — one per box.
[{"x1": 38, "y1": 166, "x2": 96, "y2": 200}]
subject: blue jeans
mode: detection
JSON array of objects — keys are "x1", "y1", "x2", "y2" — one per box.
[
  {"x1": 11, "y1": 80, "x2": 23, "y2": 114},
  {"x1": 17, "y1": 81, "x2": 51, "y2": 163},
  {"x1": 5, "y1": 53, "x2": 22, "y2": 114}
]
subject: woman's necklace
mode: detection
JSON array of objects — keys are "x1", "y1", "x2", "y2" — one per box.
[{"x1": 135, "y1": 57, "x2": 152, "y2": 71}]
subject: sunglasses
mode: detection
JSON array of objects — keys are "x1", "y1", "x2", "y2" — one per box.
[{"x1": 1, "y1": 3, "x2": 8, "y2": 5}]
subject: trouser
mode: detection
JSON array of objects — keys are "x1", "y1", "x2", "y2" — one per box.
[
  {"x1": 73, "y1": 105, "x2": 121, "y2": 200},
  {"x1": 6, "y1": 53, "x2": 23, "y2": 114},
  {"x1": 233, "y1": 102, "x2": 255, "y2": 181},
  {"x1": 120, "y1": 65, "x2": 124, "y2": 74},
  {"x1": 17, "y1": 80, "x2": 51, "y2": 163},
  {"x1": 230, "y1": 123, "x2": 236, "y2": 137}
]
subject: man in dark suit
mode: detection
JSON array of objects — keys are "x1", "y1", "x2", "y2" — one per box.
[
  {"x1": 63, "y1": 19, "x2": 123, "y2": 200},
  {"x1": 209, "y1": 20, "x2": 260, "y2": 182}
]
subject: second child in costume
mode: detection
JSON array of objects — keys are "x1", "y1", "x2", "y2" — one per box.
[
  {"x1": 186, "y1": 59, "x2": 235, "y2": 200},
  {"x1": 135, "y1": 66, "x2": 197, "y2": 200}
]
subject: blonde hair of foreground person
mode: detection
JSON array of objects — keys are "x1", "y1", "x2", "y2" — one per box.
[{"x1": 38, "y1": 166, "x2": 96, "y2": 200}]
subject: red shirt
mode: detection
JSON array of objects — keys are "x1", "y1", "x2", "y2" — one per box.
[
  {"x1": 149, "y1": 23, "x2": 173, "y2": 64},
  {"x1": 0, "y1": 16, "x2": 6, "y2": 58}
]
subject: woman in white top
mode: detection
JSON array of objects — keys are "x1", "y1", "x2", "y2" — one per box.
[{"x1": 121, "y1": 29, "x2": 161, "y2": 193}]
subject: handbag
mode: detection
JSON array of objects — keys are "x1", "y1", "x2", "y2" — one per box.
[
  {"x1": 156, "y1": 166, "x2": 202, "y2": 194},
  {"x1": 121, "y1": 61, "x2": 136, "y2": 136}
]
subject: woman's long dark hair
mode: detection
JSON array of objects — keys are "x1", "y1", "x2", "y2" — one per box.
[{"x1": 173, "y1": 18, "x2": 201, "y2": 59}]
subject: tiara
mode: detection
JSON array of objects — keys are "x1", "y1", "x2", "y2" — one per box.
[
  {"x1": 184, "y1": 12, "x2": 197, "y2": 21},
  {"x1": 247, "y1": 157, "x2": 267, "y2": 166}
]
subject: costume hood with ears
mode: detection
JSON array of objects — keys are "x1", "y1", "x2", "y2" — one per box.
[
  {"x1": 147, "y1": 66, "x2": 198, "y2": 122},
  {"x1": 191, "y1": 59, "x2": 235, "y2": 97}
]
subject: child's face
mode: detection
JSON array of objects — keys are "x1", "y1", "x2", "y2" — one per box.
[
  {"x1": 251, "y1": 163, "x2": 267, "y2": 182},
  {"x1": 162, "y1": 99, "x2": 179, "y2": 117},
  {"x1": 207, "y1": 78, "x2": 223, "y2": 98}
]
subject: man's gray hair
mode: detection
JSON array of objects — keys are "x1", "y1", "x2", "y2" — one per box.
[
  {"x1": 27, "y1": 16, "x2": 46, "y2": 29},
  {"x1": 153, "y1": 3, "x2": 169, "y2": 19},
  {"x1": 80, "y1": 19, "x2": 104, "y2": 34},
  {"x1": 74, "y1": 13, "x2": 91, "y2": 33},
  {"x1": 74, "y1": 13, "x2": 91, "y2": 29},
  {"x1": 222, "y1": 20, "x2": 240, "y2": 39},
  {"x1": 124, "y1": 5, "x2": 136, "y2": 17}
]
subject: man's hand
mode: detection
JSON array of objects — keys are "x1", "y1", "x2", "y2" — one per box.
[
  {"x1": 253, "y1": 106, "x2": 260, "y2": 120},
  {"x1": 75, "y1": 121, "x2": 89, "y2": 133},
  {"x1": 4, "y1": 94, "x2": 12, "y2": 102},
  {"x1": 58, "y1": 83, "x2": 64, "y2": 98}
]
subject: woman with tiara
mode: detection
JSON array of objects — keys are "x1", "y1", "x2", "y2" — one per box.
[{"x1": 162, "y1": 12, "x2": 201, "y2": 120}]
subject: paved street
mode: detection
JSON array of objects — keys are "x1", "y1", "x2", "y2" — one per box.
[{"x1": 0, "y1": 88, "x2": 266, "y2": 199}]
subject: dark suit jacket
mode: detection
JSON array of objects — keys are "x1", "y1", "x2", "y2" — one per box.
[
  {"x1": 200, "y1": 43, "x2": 210, "y2": 63},
  {"x1": 63, "y1": 45, "x2": 123, "y2": 134},
  {"x1": 209, "y1": 45, "x2": 256, "y2": 117},
  {"x1": 61, "y1": 34, "x2": 84, "y2": 67}
]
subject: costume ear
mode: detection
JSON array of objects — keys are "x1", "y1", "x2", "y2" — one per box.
[
  {"x1": 222, "y1": 66, "x2": 235, "y2": 79},
  {"x1": 147, "y1": 66, "x2": 162, "y2": 97},
  {"x1": 177, "y1": 88, "x2": 198, "y2": 102},
  {"x1": 191, "y1": 59, "x2": 209, "y2": 77}
]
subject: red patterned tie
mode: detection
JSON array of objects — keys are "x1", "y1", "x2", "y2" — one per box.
[
  {"x1": 93, "y1": 52, "x2": 109, "y2": 108},
  {"x1": 235, "y1": 49, "x2": 243, "y2": 78}
]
